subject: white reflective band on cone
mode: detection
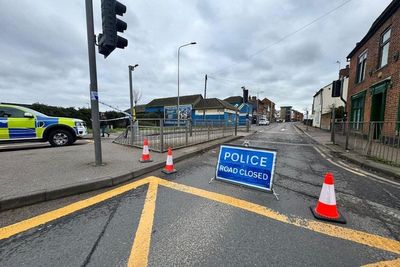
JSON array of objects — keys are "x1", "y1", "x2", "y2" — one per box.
[
  {"x1": 143, "y1": 146, "x2": 149, "y2": 154},
  {"x1": 166, "y1": 155, "x2": 173, "y2": 165},
  {"x1": 318, "y1": 183, "x2": 336, "y2": 205}
]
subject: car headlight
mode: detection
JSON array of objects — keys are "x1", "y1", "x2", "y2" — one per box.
[{"x1": 75, "y1": 121, "x2": 84, "y2": 127}]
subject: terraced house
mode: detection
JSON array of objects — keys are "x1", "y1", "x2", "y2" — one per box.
[{"x1": 347, "y1": 0, "x2": 400, "y2": 139}]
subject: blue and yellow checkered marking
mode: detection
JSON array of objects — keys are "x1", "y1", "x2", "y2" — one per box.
[
  {"x1": 9, "y1": 128, "x2": 36, "y2": 139},
  {"x1": 0, "y1": 119, "x2": 9, "y2": 139},
  {"x1": 0, "y1": 120, "x2": 7, "y2": 128}
]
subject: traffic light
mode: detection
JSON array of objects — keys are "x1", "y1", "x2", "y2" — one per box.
[
  {"x1": 332, "y1": 80, "x2": 342, "y2": 97},
  {"x1": 98, "y1": 0, "x2": 128, "y2": 58}
]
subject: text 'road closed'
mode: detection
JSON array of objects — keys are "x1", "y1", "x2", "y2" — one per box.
[{"x1": 215, "y1": 145, "x2": 277, "y2": 191}]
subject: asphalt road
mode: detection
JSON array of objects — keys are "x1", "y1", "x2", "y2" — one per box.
[{"x1": 0, "y1": 122, "x2": 399, "y2": 266}]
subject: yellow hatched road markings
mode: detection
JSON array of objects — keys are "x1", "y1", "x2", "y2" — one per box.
[
  {"x1": 0, "y1": 177, "x2": 152, "y2": 240},
  {"x1": 157, "y1": 178, "x2": 400, "y2": 255},
  {"x1": 0, "y1": 176, "x2": 399, "y2": 266},
  {"x1": 128, "y1": 181, "x2": 158, "y2": 267}
]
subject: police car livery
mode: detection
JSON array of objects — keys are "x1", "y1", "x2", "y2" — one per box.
[{"x1": 0, "y1": 104, "x2": 87, "y2": 147}]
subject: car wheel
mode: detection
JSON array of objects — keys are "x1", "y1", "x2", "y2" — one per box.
[{"x1": 49, "y1": 129, "x2": 74, "y2": 147}]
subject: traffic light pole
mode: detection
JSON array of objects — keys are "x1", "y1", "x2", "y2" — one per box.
[{"x1": 85, "y1": 0, "x2": 102, "y2": 166}]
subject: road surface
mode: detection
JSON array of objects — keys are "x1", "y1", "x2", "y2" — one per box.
[{"x1": 0, "y1": 122, "x2": 399, "y2": 266}]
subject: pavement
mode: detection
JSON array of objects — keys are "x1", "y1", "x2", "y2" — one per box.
[
  {"x1": 0, "y1": 131, "x2": 253, "y2": 211},
  {"x1": 0, "y1": 123, "x2": 398, "y2": 266},
  {"x1": 294, "y1": 123, "x2": 400, "y2": 180}
]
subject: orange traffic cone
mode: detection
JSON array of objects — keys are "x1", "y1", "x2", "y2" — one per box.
[
  {"x1": 162, "y1": 147, "x2": 176, "y2": 174},
  {"x1": 310, "y1": 172, "x2": 346, "y2": 224},
  {"x1": 139, "y1": 138, "x2": 153, "y2": 163}
]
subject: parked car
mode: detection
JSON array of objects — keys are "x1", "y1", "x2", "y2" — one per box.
[
  {"x1": 259, "y1": 119, "x2": 270, "y2": 126},
  {"x1": 0, "y1": 104, "x2": 87, "y2": 146}
]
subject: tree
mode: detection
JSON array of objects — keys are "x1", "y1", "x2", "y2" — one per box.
[
  {"x1": 132, "y1": 89, "x2": 142, "y2": 119},
  {"x1": 133, "y1": 89, "x2": 142, "y2": 106}
]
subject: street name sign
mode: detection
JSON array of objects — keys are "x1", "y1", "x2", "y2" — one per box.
[{"x1": 215, "y1": 144, "x2": 277, "y2": 192}]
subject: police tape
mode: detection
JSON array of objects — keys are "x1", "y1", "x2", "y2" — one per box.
[{"x1": 99, "y1": 116, "x2": 130, "y2": 122}]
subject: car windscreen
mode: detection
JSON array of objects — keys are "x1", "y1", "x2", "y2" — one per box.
[{"x1": 22, "y1": 107, "x2": 48, "y2": 117}]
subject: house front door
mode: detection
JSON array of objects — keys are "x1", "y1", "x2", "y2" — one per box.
[{"x1": 370, "y1": 82, "x2": 388, "y2": 139}]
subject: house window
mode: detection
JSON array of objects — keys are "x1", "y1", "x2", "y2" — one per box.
[
  {"x1": 356, "y1": 50, "x2": 367, "y2": 83},
  {"x1": 379, "y1": 28, "x2": 391, "y2": 68},
  {"x1": 350, "y1": 92, "x2": 366, "y2": 130}
]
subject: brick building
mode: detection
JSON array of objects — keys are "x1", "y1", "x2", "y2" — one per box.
[
  {"x1": 261, "y1": 97, "x2": 276, "y2": 122},
  {"x1": 291, "y1": 109, "x2": 304, "y2": 122},
  {"x1": 346, "y1": 0, "x2": 400, "y2": 136}
]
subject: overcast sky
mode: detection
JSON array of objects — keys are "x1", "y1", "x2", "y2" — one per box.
[{"x1": 0, "y1": 0, "x2": 392, "y2": 112}]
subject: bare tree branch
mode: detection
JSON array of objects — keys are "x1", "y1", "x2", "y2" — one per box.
[{"x1": 133, "y1": 90, "x2": 142, "y2": 105}]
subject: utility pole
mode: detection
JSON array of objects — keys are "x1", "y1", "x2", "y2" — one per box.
[
  {"x1": 85, "y1": 0, "x2": 102, "y2": 166},
  {"x1": 204, "y1": 74, "x2": 207, "y2": 99},
  {"x1": 257, "y1": 95, "x2": 259, "y2": 125},
  {"x1": 255, "y1": 90, "x2": 264, "y2": 125},
  {"x1": 331, "y1": 105, "x2": 336, "y2": 144},
  {"x1": 306, "y1": 108, "x2": 309, "y2": 131},
  {"x1": 203, "y1": 74, "x2": 207, "y2": 120}
]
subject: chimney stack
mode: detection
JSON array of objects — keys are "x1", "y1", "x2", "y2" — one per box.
[{"x1": 242, "y1": 87, "x2": 248, "y2": 103}]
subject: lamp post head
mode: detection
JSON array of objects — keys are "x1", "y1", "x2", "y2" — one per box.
[
  {"x1": 190, "y1": 42, "x2": 197, "y2": 45},
  {"x1": 129, "y1": 64, "x2": 139, "y2": 71}
]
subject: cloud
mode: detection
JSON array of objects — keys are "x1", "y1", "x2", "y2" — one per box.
[{"x1": 0, "y1": 0, "x2": 393, "y2": 112}]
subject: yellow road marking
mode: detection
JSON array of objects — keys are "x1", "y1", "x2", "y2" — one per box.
[
  {"x1": 0, "y1": 175, "x2": 399, "y2": 264},
  {"x1": 128, "y1": 182, "x2": 158, "y2": 267},
  {"x1": 0, "y1": 177, "x2": 153, "y2": 240},
  {"x1": 361, "y1": 258, "x2": 400, "y2": 266},
  {"x1": 156, "y1": 178, "x2": 400, "y2": 255}
]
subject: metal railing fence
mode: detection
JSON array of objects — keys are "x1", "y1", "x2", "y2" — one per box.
[
  {"x1": 114, "y1": 118, "x2": 250, "y2": 152},
  {"x1": 333, "y1": 121, "x2": 400, "y2": 165}
]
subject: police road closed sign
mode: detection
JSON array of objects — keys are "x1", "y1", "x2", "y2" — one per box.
[{"x1": 216, "y1": 145, "x2": 277, "y2": 191}]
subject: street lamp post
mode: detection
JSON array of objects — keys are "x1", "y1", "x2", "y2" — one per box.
[
  {"x1": 177, "y1": 42, "x2": 196, "y2": 127},
  {"x1": 129, "y1": 64, "x2": 139, "y2": 145}
]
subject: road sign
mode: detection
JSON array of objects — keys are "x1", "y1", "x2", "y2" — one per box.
[{"x1": 215, "y1": 144, "x2": 277, "y2": 192}]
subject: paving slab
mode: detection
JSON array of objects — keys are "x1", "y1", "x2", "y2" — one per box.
[{"x1": 0, "y1": 131, "x2": 254, "y2": 210}]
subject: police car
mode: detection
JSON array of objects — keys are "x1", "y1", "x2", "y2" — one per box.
[{"x1": 0, "y1": 104, "x2": 87, "y2": 147}]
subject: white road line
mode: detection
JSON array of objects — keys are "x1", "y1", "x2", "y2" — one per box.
[
  {"x1": 314, "y1": 146, "x2": 400, "y2": 188},
  {"x1": 313, "y1": 146, "x2": 367, "y2": 177},
  {"x1": 382, "y1": 188, "x2": 400, "y2": 200},
  {"x1": 293, "y1": 124, "x2": 400, "y2": 187},
  {"x1": 338, "y1": 160, "x2": 400, "y2": 188},
  {"x1": 244, "y1": 140, "x2": 313, "y2": 146},
  {"x1": 293, "y1": 125, "x2": 303, "y2": 135},
  {"x1": 261, "y1": 131, "x2": 299, "y2": 135}
]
